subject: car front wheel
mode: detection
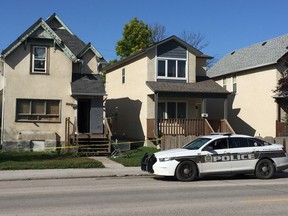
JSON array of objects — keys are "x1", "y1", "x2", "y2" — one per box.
[
  {"x1": 255, "y1": 159, "x2": 275, "y2": 179},
  {"x1": 175, "y1": 161, "x2": 197, "y2": 182}
]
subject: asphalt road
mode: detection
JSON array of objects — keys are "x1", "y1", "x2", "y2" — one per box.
[{"x1": 0, "y1": 173, "x2": 288, "y2": 216}]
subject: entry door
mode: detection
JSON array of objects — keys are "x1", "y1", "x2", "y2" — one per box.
[
  {"x1": 77, "y1": 99, "x2": 90, "y2": 133},
  {"x1": 200, "y1": 138, "x2": 232, "y2": 174}
]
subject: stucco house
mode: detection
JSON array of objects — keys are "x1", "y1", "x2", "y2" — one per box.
[
  {"x1": 208, "y1": 34, "x2": 288, "y2": 137},
  {"x1": 0, "y1": 14, "x2": 109, "y2": 152},
  {"x1": 104, "y1": 36, "x2": 231, "y2": 145}
]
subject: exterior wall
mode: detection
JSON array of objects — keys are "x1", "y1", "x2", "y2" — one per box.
[
  {"x1": 81, "y1": 50, "x2": 98, "y2": 74},
  {"x1": 188, "y1": 52, "x2": 196, "y2": 83},
  {"x1": 196, "y1": 58, "x2": 207, "y2": 77},
  {"x1": 106, "y1": 55, "x2": 154, "y2": 140},
  {"x1": 2, "y1": 43, "x2": 76, "y2": 148},
  {"x1": 213, "y1": 66, "x2": 278, "y2": 137}
]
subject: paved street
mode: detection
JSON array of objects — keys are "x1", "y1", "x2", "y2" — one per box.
[{"x1": 0, "y1": 173, "x2": 288, "y2": 216}]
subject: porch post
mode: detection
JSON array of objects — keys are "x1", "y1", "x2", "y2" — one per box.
[
  {"x1": 155, "y1": 93, "x2": 159, "y2": 141},
  {"x1": 224, "y1": 98, "x2": 228, "y2": 119},
  {"x1": 201, "y1": 99, "x2": 207, "y2": 114}
]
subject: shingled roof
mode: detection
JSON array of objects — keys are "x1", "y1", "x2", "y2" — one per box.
[
  {"x1": 208, "y1": 34, "x2": 288, "y2": 78},
  {"x1": 71, "y1": 74, "x2": 106, "y2": 96},
  {"x1": 146, "y1": 80, "x2": 229, "y2": 96}
]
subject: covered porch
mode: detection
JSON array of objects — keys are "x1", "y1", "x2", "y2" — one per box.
[{"x1": 146, "y1": 79, "x2": 233, "y2": 138}]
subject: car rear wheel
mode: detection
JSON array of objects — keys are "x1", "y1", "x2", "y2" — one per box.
[
  {"x1": 175, "y1": 161, "x2": 197, "y2": 182},
  {"x1": 255, "y1": 159, "x2": 275, "y2": 179}
]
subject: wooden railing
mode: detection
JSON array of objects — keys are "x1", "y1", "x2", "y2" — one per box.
[
  {"x1": 65, "y1": 117, "x2": 78, "y2": 150},
  {"x1": 208, "y1": 119, "x2": 235, "y2": 134},
  {"x1": 147, "y1": 118, "x2": 214, "y2": 138},
  {"x1": 276, "y1": 120, "x2": 288, "y2": 137},
  {"x1": 104, "y1": 117, "x2": 113, "y2": 153}
]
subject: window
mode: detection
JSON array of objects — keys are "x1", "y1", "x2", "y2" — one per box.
[
  {"x1": 157, "y1": 59, "x2": 186, "y2": 79},
  {"x1": 16, "y1": 99, "x2": 60, "y2": 122},
  {"x1": 229, "y1": 138, "x2": 248, "y2": 148},
  {"x1": 32, "y1": 46, "x2": 48, "y2": 73},
  {"x1": 223, "y1": 77, "x2": 227, "y2": 89},
  {"x1": 232, "y1": 75, "x2": 237, "y2": 93},
  {"x1": 122, "y1": 68, "x2": 125, "y2": 84},
  {"x1": 158, "y1": 102, "x2": 187, "y2": 119},
  {"x1": 207, "y1": 138, "x2": 228, "y2": 150}
]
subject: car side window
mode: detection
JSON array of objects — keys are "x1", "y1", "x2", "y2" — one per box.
[
  {"x1": 248, "y1": 138, "x2": 270, "y2": 147},
  {"x1": 208, "y1": 138, "x2": 228, "y2": 150},
  {"x1": 229, "y1": 138, "x2": 249, "y2": 148}
]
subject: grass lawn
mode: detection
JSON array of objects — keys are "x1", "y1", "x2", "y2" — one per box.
[
  {"x1": 0, "y1": 151, "x2": 104, "y2": 170},
  {"x1": 110, "y1": 146, "x2": 159, "y2": 167}
]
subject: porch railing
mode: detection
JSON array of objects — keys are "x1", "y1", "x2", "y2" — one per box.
[
  {"x1": 208, "y1": 119, "x2": 235, "y2": 134},
  {"x1": 147, "y1": 118, "x2": 214, "y2": 138},
  {"x1": 65, "y1": 117, "x2": 78, "y2": 150},
  {"x1": 104, "y1": 117, "x2": 113, "y2": 153},
  {"x1": 276, "y1": 120, "x2": 288, "y2": 137}
]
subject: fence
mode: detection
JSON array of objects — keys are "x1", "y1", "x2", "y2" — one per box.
[{"x1": 161, "y1": 135, "x2": 288, "y2": 151}]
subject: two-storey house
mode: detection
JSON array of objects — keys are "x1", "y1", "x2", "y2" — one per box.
[
  {"x1": 104, "y1": 36, "x2": 231, "y2": 145},
  {"x1": 208, "y1": 34, "x2": 288, "y2": 137},
  {"x1": 0, "y1": 14, "x2": 108, "y2": 152}
]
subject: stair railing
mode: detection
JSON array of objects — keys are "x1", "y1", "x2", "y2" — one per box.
[{"x1": 104, "y1": 117, "x2": 112, "y2": 153}]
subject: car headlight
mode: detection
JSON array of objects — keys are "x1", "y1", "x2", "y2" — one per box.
[{"x1": 159, "y1": 157, "x2": 175, "y2": 162}]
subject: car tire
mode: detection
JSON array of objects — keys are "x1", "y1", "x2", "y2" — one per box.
[
  {"x1": 175, "y1": 160, "x2": 197, "y2": 182},
  {"x1": 255, "y1": 159, "x2": 275, "y2": 179}
]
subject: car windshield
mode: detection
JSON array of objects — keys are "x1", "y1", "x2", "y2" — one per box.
[{"x1": 183, "y1": 138, "x2": 211, "y2": 150}]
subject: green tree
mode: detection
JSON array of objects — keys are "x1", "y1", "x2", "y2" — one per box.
[
  {"x1": 275, "y1": 74, "x2": 288, "y2": 97},
  {"x1": 116, "y1": 18, "x2": 152, "y2": 59}
]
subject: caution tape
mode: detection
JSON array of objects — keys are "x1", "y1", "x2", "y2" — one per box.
[{"x1": 31, "y1": 137, "x2": 163, "y2": 151}]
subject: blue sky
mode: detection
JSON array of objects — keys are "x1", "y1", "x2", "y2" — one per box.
[{"x1": 1, "y1": 0, "x2": 288, "y2": 62}]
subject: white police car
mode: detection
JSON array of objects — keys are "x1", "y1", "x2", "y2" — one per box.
[{"x1": 141, "y1": 133, "x2": 288, "y2": 181}]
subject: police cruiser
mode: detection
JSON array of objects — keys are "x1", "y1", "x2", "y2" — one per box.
[{"x1": 141, "y1": 133, "x2": 288, "y2": 181}]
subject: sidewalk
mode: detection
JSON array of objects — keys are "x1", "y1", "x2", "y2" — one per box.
[{"x1": 0, "y1": 157, "x2": 150, "y2": 181}]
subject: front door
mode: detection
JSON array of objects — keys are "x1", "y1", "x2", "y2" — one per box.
[{"x1": 77, "y1": 99, "x2": 90, "y2": 133}]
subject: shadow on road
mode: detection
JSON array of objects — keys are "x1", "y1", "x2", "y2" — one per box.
[{"x1": 153, "y1": 170, "x2": 288, "y2": 182}]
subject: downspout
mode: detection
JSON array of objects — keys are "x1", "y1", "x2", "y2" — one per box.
[
  {"x1": 224, "y1": 98, "x2": 228, "y2": 119},
  {"x1": 154, "y1": 92, "x2": 159, "y2": 144},
  {"x1": 0, "y1": 57, "x2": 6, "y2": 145}
]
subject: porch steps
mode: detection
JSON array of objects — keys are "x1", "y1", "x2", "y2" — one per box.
[{"x1": 74, "y1": 133, "x2": 111, "y2": 156}]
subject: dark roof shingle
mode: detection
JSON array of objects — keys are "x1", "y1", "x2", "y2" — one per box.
[
  {"x1": 72, "y1": 74, "x2": 106, "y2": 96},
  {"x1": 146, "y1": 80, "x2": 229, "y2": 95},
  {"x1": 208, "y1": 34, "x2": 288, "y2": 78}
]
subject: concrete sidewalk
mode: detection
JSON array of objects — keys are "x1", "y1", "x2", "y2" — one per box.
[{"x1": 0, "y1": 157, "x2": 149, "y2": 181}]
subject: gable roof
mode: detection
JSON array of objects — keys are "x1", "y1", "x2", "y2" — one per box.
[
  {"x1": 1, "y1": 18, "x2": 79, "y2": 62},
  {"x1": 208, "y1": 34, "x2": 288, "y2": 78},
  {"x1": 1, "y1": 13, "x2": 105, "y2": 63},
  {"x1": 104, "y1": 35, "x2": 212, "y2": 72}
]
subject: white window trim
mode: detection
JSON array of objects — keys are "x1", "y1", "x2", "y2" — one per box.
[
  {"x1": 32, "y1": 46, "x2": 47, "y2": 73},
  {"x1": 156, "y1": 57, "x2": 187, "y2": 81},
  {"x1": 159, "y1": 101, "x2": 188, "y2": 119},
  {"x1": 232, "y1": 75, "x2": 237, "y2": 93},
  {"x1": 223, "y1": 77, "x2": 227, "y2": 89}
]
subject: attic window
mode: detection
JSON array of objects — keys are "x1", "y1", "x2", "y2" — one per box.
[
  {"x1": 31, "y1": 46, "x2": 49, "y2": 74},
  {"x1": 262, "y1": 42, "x2": 267, "y2": 46},
  {"x1": 231, "y1": 51, "x2": 235, "y2": 55}
]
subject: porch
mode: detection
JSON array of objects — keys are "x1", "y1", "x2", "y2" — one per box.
[
  {"x1": 147, "y1": 118, "x2": 235, "y2": 138},
  {"x1": 65, "y1": 117, "x2": 112, "y2": 155}
]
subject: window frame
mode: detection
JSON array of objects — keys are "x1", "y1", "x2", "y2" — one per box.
[
  {"x1": 158, "y1": 101, "x2": 187, "y2": 119},
  {"x1": 31, "y1": 46, "x2": 49, "y2": 74},
  {"x1": 122, "y1": 68, "x2": 125, "y2": 84},
  {"x1": 232, "y1": 74, "x2": 237, "y2": 93},
  {"x1": 223, "y1": 77, "x2": 227, "y2": 89},
  {"x1": 157, "y1": 57, "x2": 187, "y2": 80},
  {"x1": 16, "y1": 99, "x2": 61, "y2": 123}
]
